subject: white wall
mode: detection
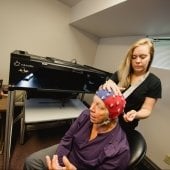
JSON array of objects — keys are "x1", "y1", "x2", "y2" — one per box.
[
  {"x1": 137, "y1": 67, "x2": 170, "y2": 170},
  {"x1": 94, "y1": 36, "x2": 170, "y2": 170},
  {"x1": 93, "y1": 36, "x2": 142, "y2": 72},
  {"x1": 0, "y1": 0, "x2": 99, "y2": 84}
]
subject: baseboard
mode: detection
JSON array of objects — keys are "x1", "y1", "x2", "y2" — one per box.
[{"x1": 142, "y1": 156, "x2": 161, "y2": 170}]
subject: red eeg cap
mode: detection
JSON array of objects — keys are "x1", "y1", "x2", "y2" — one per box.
[{"x1": 96, "y1": 89, "x2": 126, "y2": 119}]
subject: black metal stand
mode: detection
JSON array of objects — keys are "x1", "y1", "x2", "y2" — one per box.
[{"x1": 3, "y1": 90, "x2": 15, "y2": 170}]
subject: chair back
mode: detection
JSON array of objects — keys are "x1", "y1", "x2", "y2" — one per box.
[{"x1": 127, "y1": 130, "x2": 147, "y2": 168}]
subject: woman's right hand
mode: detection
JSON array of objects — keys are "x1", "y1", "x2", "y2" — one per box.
[{"x1": 102, "y1": 79, "x2": 124, "y2": 95}]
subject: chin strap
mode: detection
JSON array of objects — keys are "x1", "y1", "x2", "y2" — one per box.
[
  {"x1": 100, "y1": 117, "x2": 118, "y2": 126},
  {"x1": 100, "y1": 119, "x2": 111, "y2": 125}
]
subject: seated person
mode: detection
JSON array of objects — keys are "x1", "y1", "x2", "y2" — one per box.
[{"x1": 24, "y1": 89, "x2": 130, "y2": 170}]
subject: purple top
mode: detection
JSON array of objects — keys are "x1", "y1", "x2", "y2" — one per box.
[{"x1": 56, "y1": 109, "x2": 130, "y2": 170}]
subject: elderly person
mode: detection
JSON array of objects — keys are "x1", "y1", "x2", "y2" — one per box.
[{"x1": 24, "y1": 89, "x2": 130, "y2": 170}]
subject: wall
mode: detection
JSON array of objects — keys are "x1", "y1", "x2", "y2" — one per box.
[
  {"x1": 137, "y1": 67, "x2": 170, "y2": 170},
  {"x1": 0, "y1": 0, "x2": 99, "y2": 84},
  {"x1": 94, "y1": 36, "x2": 170, "y2": 170},
  {"x1": 93, "y1": 36, "x2": 142, "y2": 72}
]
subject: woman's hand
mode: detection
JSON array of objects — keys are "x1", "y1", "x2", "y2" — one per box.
[
  {"x1": 46, "y1": 155, "x2": 77, "y2": 170},
  {"x1": 123, "y1": 110, "x2": 137, "y2": 122},
  {"x1": 102, "y1": 79, "x2": 125, "y2": 95}
]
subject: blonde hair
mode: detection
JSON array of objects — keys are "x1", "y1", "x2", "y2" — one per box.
[{"x1": 117, "y1": 38, "x2": 154, "y2": 88}]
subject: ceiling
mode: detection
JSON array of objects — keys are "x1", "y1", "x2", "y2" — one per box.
[
  {"x1": 59, "y1": 0, "x2": 170, "y2": 38},
  {"x1": 58, "y1": 0, "x2": 81, "y2": 7}
]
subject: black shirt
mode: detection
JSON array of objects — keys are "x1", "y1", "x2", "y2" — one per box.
[{"x1": 110, "y1": 72, "x2": 162, "y2": 132}]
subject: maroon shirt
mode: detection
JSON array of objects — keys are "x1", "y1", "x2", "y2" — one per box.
[{"x1": 56, "y1": 109, "x2": 130, "y2": 170}]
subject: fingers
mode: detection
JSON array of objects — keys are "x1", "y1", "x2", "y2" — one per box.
[
  {"x1": 63, "y1": 156, "x2": 71, "y2": 169},
  {"x1": 46, "y1": 155, "x2": 59, "y2": 170},
  {"x1": 123, "y1": 110, "x2": 137, "y2": 122},
  {"x1": 52, "y1": 155, "x2": 59, "y2": 169},
  {"x1": 123, "y1": 114, "x2": 129, "y2": 122},
  {"x1": 102, "y1": 80, "x2": 122, "y2": 95},
  {"x1": 63, "y1": 156, "x2": 77, "y2": 170},
  {"x1": 46, "y1": 155, "x2": 52, "y2": 169},
  {"x1": 46, "y1": 155, "x2": 77, "y2": 170}
]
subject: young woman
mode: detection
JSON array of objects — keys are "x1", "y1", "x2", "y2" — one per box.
[
  {"x1": 24, "y1": 89, "x2": 130, "y2": 170},
  {"x1": 102, "y1": 38, "x2": 162, "y2": 132}
]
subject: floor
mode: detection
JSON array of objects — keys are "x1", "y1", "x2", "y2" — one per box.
[{"x1": 0, "y1": 154, "x2": 3, "y2": 170}]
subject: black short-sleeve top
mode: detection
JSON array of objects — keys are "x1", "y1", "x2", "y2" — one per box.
[{"x1": 110, "y1": 72, "x2": 162, "y2": 131}]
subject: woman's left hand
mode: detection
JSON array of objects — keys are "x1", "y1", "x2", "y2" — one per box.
[
  {"x1": 102, "y1": 79, "x2": 124, "y2": 95},
  {"x1": 123, "y1": 110, "x2": 137, "y2": 122},
  {"x1": 46, "y1": 155, "x2": 77, "y2": 170}
]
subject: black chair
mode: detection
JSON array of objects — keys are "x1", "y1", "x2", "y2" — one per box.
[{"x1": 127, "y1": 130, "x2": 147, "y2": 169}]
